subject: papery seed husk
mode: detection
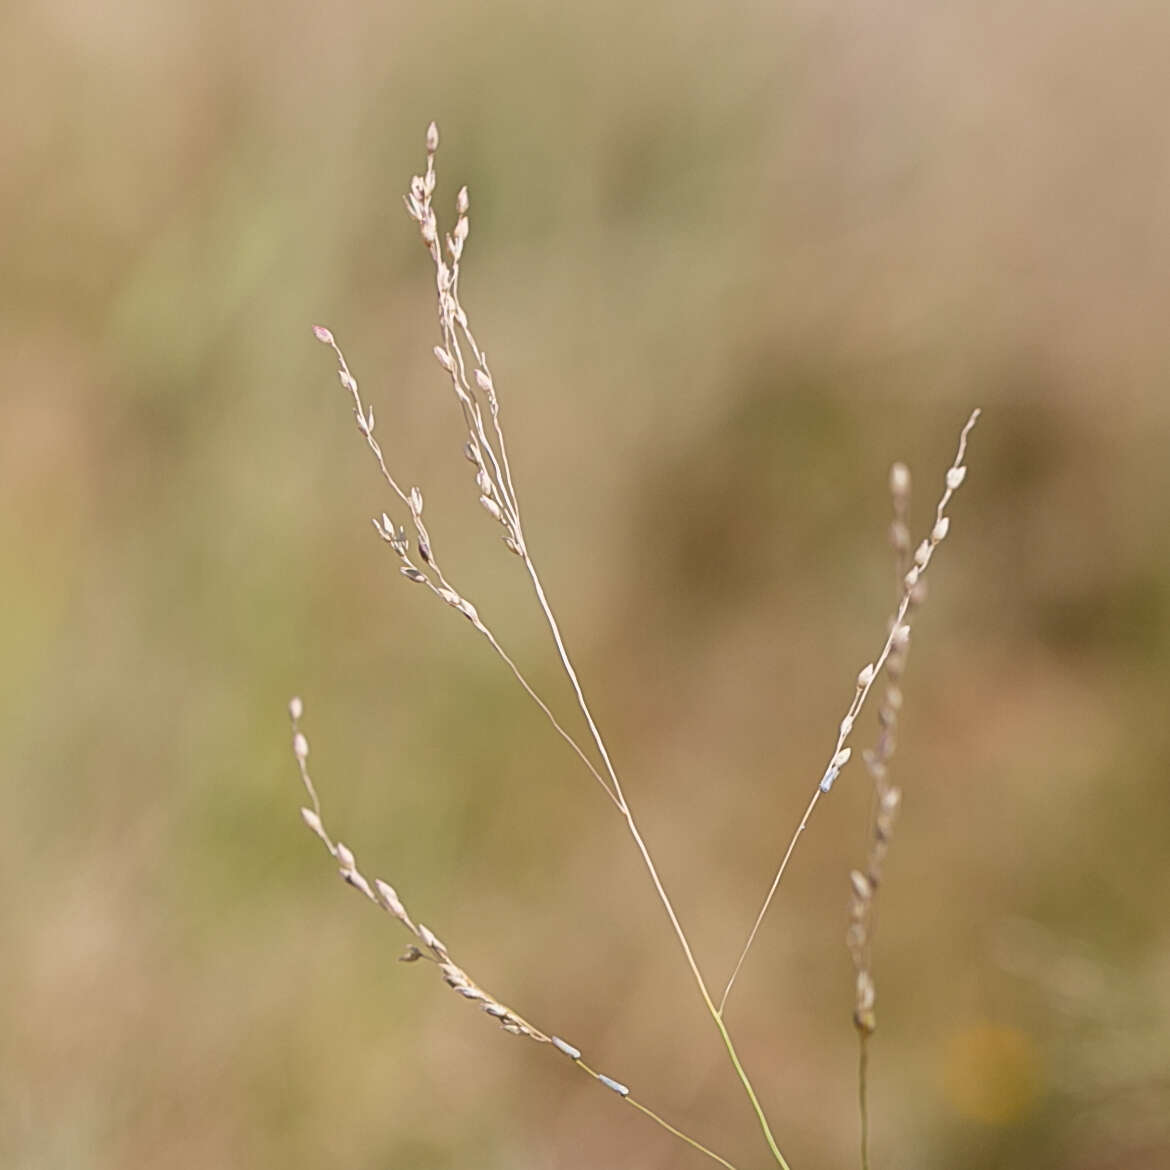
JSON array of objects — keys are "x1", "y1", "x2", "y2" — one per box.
[
  {"x1": 552, "y1": 1036, "x2": 581, "y2": 1059},
  {"x1": 375, "y1": 880, "x2": 407, "y2": 919},
  {"x1": 856, "y1": 971, "x2": 876, "y2": 1010},
  {"x1": 889, "y1": 462, "x2": 911, "y2": 497}
]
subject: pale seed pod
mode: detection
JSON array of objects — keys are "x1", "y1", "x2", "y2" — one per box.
[
  {"x1": 889, "y1": 462, "x2": 911, "y2": 498},
  {"x1": 856, "y1": 971, "x2": 876, "y2": 1012}
]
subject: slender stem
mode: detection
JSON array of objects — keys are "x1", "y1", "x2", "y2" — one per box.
[
  {"x1": 858, "y1": 1035, "x2": 871, "y2": 1170},
  {"x1": 720, "y1": 788, "x2": 821, "y2": 1014},
  {"x1": 402, "y1": 138, "x2": 803, "y2": 1168},
  {"x1": 569, "y1": 1057, "x2": 744, "y2": 1170},
  {"x1": 520, "y1": 553, "x2": 791, "y2": 1170},
  {"x1": 473, "y1": 621, "x2": 622, "y2": 809},
  {"x1": 625, "y1": 1096, "x2": 742, "y2": 1170}
]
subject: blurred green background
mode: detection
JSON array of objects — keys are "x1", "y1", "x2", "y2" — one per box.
[{"x1": 4, "y1": 2, "x2": 1169, "y2": 1168}]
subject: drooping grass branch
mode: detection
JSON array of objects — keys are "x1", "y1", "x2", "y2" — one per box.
[{"x1": 287, "y1": 699, "x2": 741, "y2": 1170}]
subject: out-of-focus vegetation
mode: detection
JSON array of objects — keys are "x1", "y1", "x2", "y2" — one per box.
[{"x1": 3, "y1": 2, "x2": 1169, "y2": 1168}]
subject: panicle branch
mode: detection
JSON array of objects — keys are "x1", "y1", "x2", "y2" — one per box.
[
  {"x1": 287, "y1": 697, "x2": 742, "y2": 1170},
  {"x1": 719, "y1": 409, "x2": 980, "y2": 1013}
]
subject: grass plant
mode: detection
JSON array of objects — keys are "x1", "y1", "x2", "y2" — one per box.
[{"x1": 289, "y1": 123, "x2": 980, "y2": 1169}]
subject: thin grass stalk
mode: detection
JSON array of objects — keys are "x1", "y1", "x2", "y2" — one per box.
[
  {"x1": 720, "y1": 409, "x2": 980, "y2": 1012},
  {"x1": 846, "y1": 458, "x2": 917, "y2": 1170},
  {"x1": 403, "y1": 124, "x2": 793, "y2": 1169},
  {"x1": 858, "y1": 1036, "x2": 871, "y2": 1170}
]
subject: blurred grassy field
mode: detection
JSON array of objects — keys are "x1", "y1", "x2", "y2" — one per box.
[{"x1": 4, "y1": 2, "x2": 1170, "y2": 1168}]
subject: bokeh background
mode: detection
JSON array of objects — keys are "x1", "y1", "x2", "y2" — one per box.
[{"x1": 4, "y1": 2, "x2": 1169, "y2": 1168}]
